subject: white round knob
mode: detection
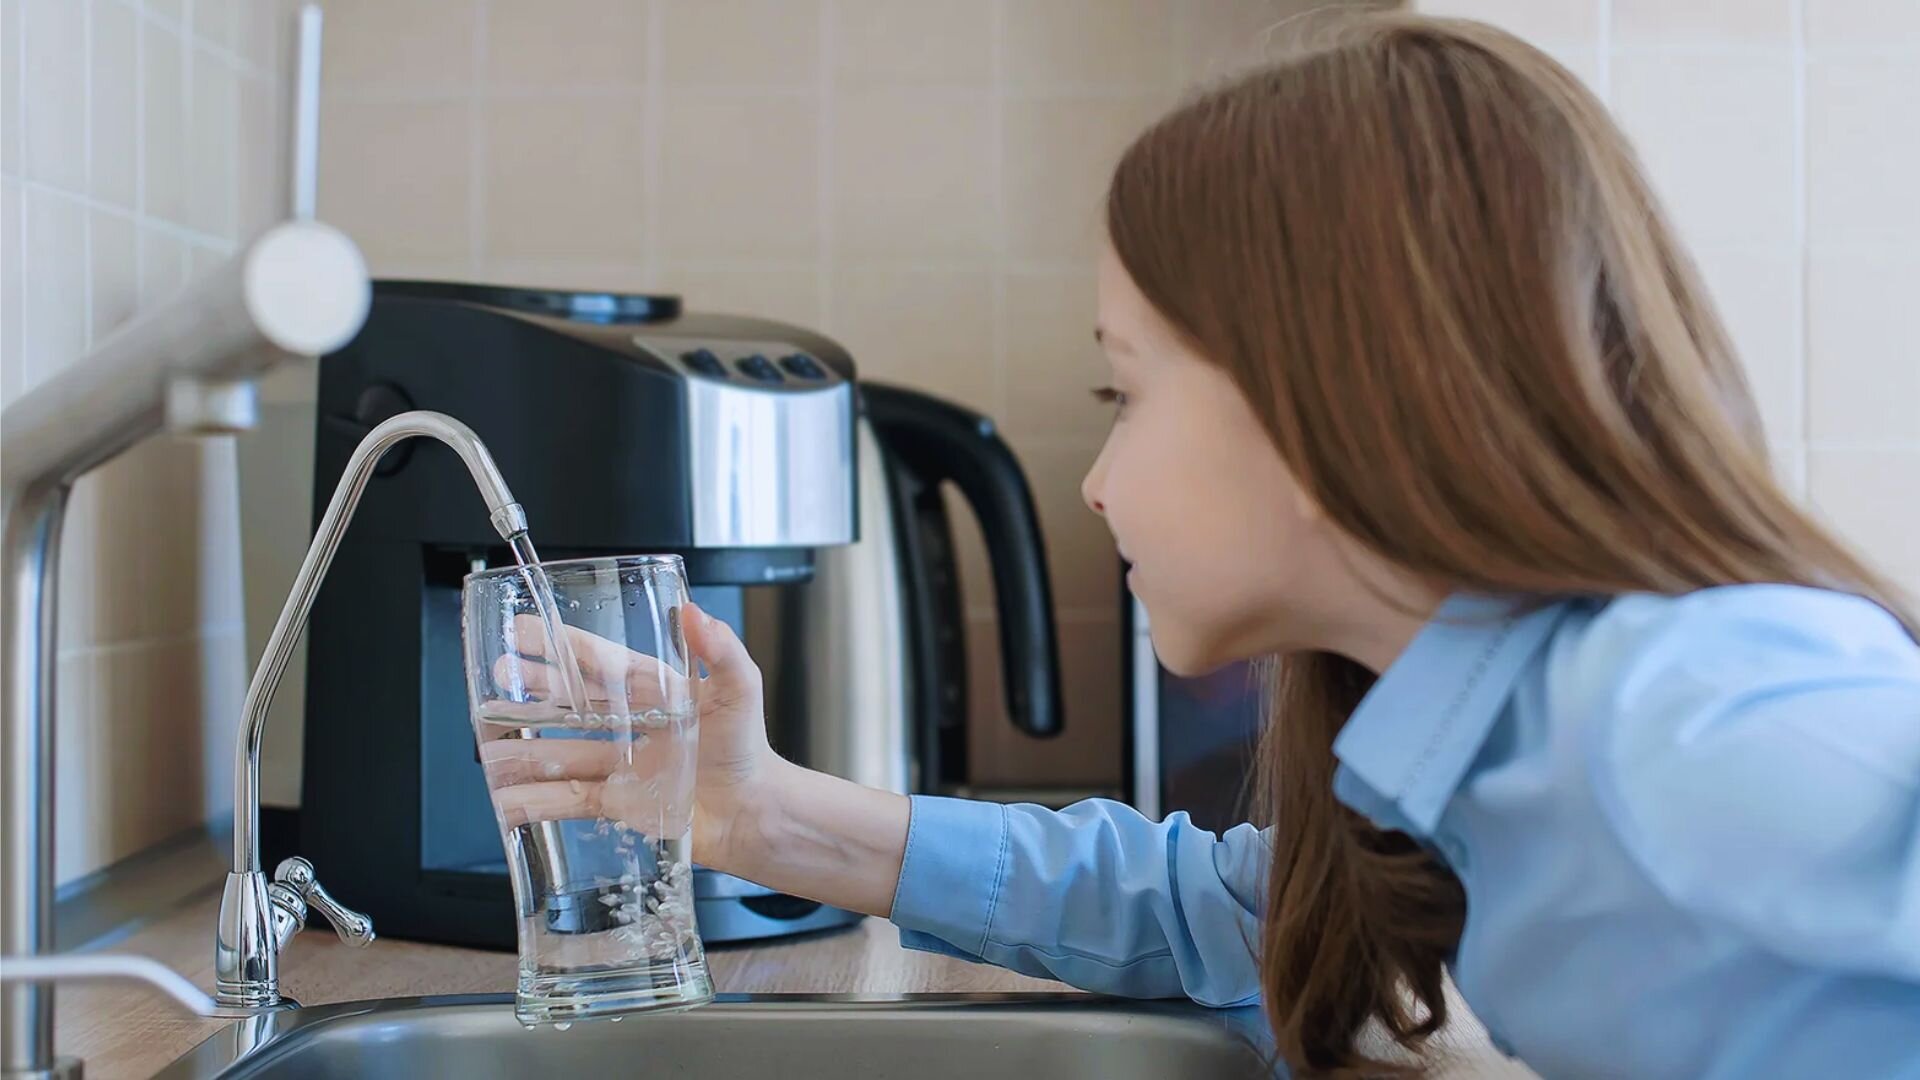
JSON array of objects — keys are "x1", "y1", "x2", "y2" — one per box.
[{"x1": 243, "y1": 221, "x2": 371, "y2": 357}]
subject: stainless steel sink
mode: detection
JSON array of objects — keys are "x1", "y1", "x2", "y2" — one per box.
[{"x1": 154, "y1": 993, "x2": 1276, "y2": 1078}]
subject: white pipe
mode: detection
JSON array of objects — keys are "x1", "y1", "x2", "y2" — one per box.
[
  {"x1": 291, "y1": 4, "x2": 323, "y2": 221},
  {"x1": 0, "y1": 955, "x2": 219, "y2": 1017},
  {"x1": 0, "y1": 220, "x2": 369, "y2": 488}
]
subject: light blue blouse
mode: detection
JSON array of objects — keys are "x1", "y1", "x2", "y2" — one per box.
[{"x1": 889, "y1": 586, "x2": 1920, "y2": 1078}]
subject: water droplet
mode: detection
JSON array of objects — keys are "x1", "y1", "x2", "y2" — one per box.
[
  {"x1": 554, "y1": 1022, "x2": 573, "y2": 1032},
  {"x1": 610, "y1": 1016, "x2": 624, "y2": 1023},
  {"x1": 569, "y1": 779, "x2": 584, "y2": 795}
]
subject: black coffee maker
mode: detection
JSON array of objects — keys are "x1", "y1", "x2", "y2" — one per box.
[
  {"x1": 295, "y1": 280, "x2": 1065, "y2": 951},
  {"x1": 295, "y1": 280, "x2": 869, "y2": 948}
]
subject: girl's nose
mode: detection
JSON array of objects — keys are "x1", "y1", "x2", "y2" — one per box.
[{"x1": 1081, "y1": 457, "x2": 1106, "y2": 516}]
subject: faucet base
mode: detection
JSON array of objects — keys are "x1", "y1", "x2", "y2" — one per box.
[
  {"x1": 208, "y1": 997, "x2": 302, "y2": 1021},
  {"x1": 214, "y1": 871, "x2": 281, "y2": 1012}
]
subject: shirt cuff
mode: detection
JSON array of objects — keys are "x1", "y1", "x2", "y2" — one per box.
[{"x1": 888, "y1": 795, "x2": 1009, "y2": 958}]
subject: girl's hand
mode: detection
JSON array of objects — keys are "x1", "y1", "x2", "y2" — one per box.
[
  {"x1": 476, "y1": 603, "x2": 791, "y2": 870},
  {"x1": 679, "y1": 603, "x2": 792, "y2": 869},
  {"x1": 479, "y1": 604, "x2": 908, "y2": 916}
]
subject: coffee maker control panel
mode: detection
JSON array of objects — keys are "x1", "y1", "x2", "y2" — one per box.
[
  {"x1": 623, "y1": 334, "x2": 857, "y2": 550},
  {"x1": 639, "y1": 337, "x2": 845, "y2": 391}
]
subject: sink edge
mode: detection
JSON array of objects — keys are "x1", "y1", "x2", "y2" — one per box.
[{"x1": 155, "y1": 992, "x2": 1276, "y2": 1079}]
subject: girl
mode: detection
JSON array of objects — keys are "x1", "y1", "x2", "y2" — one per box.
[{"x1": 496, "y1": 13, "x2": 1920, "y2": 1078}]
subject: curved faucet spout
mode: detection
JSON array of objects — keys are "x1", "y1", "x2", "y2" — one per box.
[
  {"x1": 215, "y1": 411, "x2": 525, "y2": 1011},
  {"x1": 233, "y1": 410, "x2": 526, "y2": 875}
]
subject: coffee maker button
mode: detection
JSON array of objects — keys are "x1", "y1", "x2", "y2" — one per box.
[
  {"x1": 779, "y1": 353, "x2": 826, "y2": 379},
  {"x1": 737, "y1": 354, "x2": 785, "y2": 382},
  {"x1": 681, "y1": 348, "x2": 728, "y2": 377}
]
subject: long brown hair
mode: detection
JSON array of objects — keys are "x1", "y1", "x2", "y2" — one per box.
[{"x1": 1105, "y1": 13, "x2": 1916, "y2": 1077}]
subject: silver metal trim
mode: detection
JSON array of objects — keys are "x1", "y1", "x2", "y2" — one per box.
[
  {"x1": 784, "y1": 420, "x2": 910, "y2": 792},
  {"x1": 1130, "y1": 596, "x2": 1162, "y2": 821},
  {"x1": 682, "y1": 376, "x2": 855, "y2": 550},
  {"x1": 626, "y1": 332, "x2": 855, "y2": 550}
]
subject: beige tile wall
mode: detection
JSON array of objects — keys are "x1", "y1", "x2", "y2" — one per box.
[
  {"x1": 296, "y1": 0, "x2": 1353, "y2": 793},
  {"x1": 0, "y1": 0, "x2": 291, "y2": 884},
  {"x1": 1418, "y1": 0, "x2": 1920, "y2": 602}
]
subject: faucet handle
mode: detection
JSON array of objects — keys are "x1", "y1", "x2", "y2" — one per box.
[
  {"x1": 265, "y1": 880, "x2": 308, "y2": 951},
  {"x1": 273, "y1": 857, "x2": 376, "y2": 948}
]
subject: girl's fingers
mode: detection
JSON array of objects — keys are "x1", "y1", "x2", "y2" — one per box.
[
  {"x1": 488, "y1": 772, "x2": 689, "y2": 835},
  {"x1": 489, "y1": 778, "x2": 605, "y2": 827},
  {"x1": 508, "y1": 615, "x2": 671, "y2": 679},
  {"x1": 497, "y1": 614, "x2": 690, "y2": 709},
  {"x1": 479, "y1": 609, "x2": 704, "y2": 835},
  {"x1": 479, "y1": 736, "x2": 622, "y2": 786},
  {"x1": 682, "y1": 603, "x2": 758, "y2": 711}
]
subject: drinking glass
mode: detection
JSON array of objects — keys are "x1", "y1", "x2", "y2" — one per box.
[{"x1": 462, "y1": 554, "x2": 713, "y2": 1026}]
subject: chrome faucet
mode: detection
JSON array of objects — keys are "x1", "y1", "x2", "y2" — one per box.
[{"x1": 213, "y1": 410, "x2": 529, "y2": 1011}]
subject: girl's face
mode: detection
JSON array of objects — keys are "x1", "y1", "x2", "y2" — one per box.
[{"x1": 1083, "y1": 245, "x2": 1364, "y2": 676}]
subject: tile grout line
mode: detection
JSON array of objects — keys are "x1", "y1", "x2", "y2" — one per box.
[
  {"x1": 318, "y1": 84, "x2": 1169, "y2": 105},
  {"x1": 469, "y1": 0, "x2": 488, "y2": 275},
  {"x1": 1594, "y1": 0, "x2": 1611, "y2": 104},
  {"x1": 1607, "y1": 42, "x2": 1810, "y2": 59},
  {"x1": 81, "y1": 0, "x2": 96, "y2": 352},
  {"x1": 989, "y1": 0, "x2": 1008, "y2": 423},
  {"x1": 223, "y1": 13, "x2": 237, "y2": 246},
  {"x1": 82, "y1": 0, "x2": 95, "y2": 345},
  {"x1": 456, "y1": 256, "x2": 1119, "y2": 277},
  {"x1": 640, "y1": 0, "x2": 665, "y2": 289},
  {"x1": 14, "y1": 177, "x2": 231, "y2": 250},
  {"x1": 58, "y1": 622, "x2": 249, "y2": 663},
  {"x1": 1804, "y1": 438, "x2": 1920, "y2": 452},
  {"x1": 1790, "y1": 0, "x2": 1811, "y2": 496},
  {"x1": 132, "y1": 0, "x2": 148, "y2": 307},
  {"x1": 1168, "y1": 0, "x2": 1189, "y2": 89},
  {"x1": 181, "y1": 0, "x2": 194, "y2": 273},
  {"x1": 816, "y1": 0, "x2": 836, "y2": 332},
  {"x1": 8, "y1": 0, "x2": 23, "y2": 177},
  {"x1": 12, "y1": 0, "x2": 26, "y2": 391},
  {"x1": 186, "y1": 30, "x2": 267, "y2": 82}
]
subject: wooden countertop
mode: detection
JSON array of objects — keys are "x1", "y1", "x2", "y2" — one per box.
[{"x1": 51, "y1": 888, "x2": 1070, "y2": 1080}]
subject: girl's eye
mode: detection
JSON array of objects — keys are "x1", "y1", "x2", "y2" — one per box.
[{"x1": 1091, "y1": 386, "x2": 1129, "y2": 412}]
